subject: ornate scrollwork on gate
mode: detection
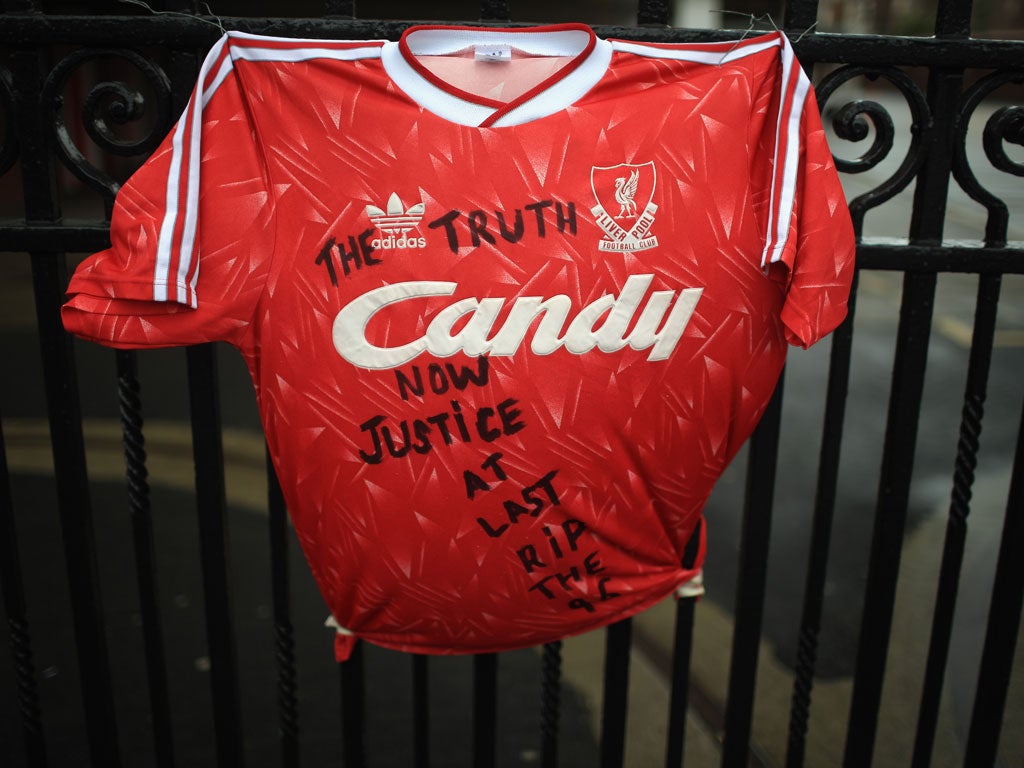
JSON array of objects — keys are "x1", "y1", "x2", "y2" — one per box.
[
  {"x1": 815, "y1": 65, "x2": 932, "y2": 234},
  {"x1": 953, "y1": 69, "x2": 1024, "y2": 247},
  {"x1": 40, "y1": 48, "x2": 172, "y2": 215}
]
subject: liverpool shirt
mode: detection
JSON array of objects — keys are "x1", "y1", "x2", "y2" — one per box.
[{"x1": 62, "y1": 24, "x2": 855, "y2": 659}]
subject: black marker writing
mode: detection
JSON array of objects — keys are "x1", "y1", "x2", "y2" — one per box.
[
  {"x1": 475, "y1": 470, "x2": 560, "y2": 538},
  {"x1": 395, "y1": 358, "x2": 490, "y2": 402},
  {"x1": 357, "y1": 398, "x2": 525, "y2": 465},
  {"x1": 427, "y1": 199, "x2": 578, "y2": 254},
  {"x1": 315, "y1": 229, "x2": 379, "y2": 284}
]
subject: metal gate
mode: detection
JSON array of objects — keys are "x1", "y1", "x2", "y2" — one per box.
[{"x1": 1, "y1": 1, "x2": 1022, "y2": 766}]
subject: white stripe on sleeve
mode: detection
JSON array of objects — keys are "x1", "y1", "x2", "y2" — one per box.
[{"x1": 760, "y1": 35, "x2": 810, "y2": 267}]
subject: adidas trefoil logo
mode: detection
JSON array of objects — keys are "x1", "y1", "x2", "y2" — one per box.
[{"x1": 365, "y1": 192, "x2": 427, "y2": 250}]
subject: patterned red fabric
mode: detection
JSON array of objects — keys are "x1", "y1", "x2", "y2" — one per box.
[{"x1": 62, "y1": 25, "x2": 854, "y2": 659}]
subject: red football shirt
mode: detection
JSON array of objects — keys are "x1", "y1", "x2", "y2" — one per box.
[{"x1": 62, "y1": 24, "x2": 854, "y2": 659}]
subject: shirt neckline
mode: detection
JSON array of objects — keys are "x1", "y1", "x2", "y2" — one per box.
[{"x1": 380, "y1": 23, "x2": 613, "y2": 128}]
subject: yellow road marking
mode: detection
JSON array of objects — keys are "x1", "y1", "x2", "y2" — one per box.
[
  {"x1": 934, "y1": 315, "x2": 1024, "y2": 349},
  {"x1": 3, "y1": 418, "x2": 272, "y2": 513}
]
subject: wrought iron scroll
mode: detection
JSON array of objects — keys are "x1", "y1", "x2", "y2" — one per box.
[
  {"x1": 815, "y1": 65, "x2": 932, "y2": 234},
  {"x1": 983, "y1": 104, "x2": 1024, "y2": 177},
  {"x1": 952, "y1": 69, "x2": 1024, "y2": 247},
  {"x1": 39, "y1": 48, "x2": 171, "y2": 215},
  {"x1": 13, "y1": 36, "x2": 124, "y2": 765}
]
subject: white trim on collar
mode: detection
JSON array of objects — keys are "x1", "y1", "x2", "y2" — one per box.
[
  {"x1": 494, "y1": 37, "x2": 612, "y2": 127},
  {"x1": 381, "y1": 25, "x2": 613, "y2": 128}
]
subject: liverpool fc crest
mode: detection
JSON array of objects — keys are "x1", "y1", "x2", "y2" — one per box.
[{"x1": 590, "y1": 162, "x2": 659, "y2": 252}]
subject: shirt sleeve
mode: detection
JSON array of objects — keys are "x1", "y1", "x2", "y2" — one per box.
[
  {"x1": 758, "y1": 36, "x2": 855, "y2": 349},
  {"x1": 61, "y1": 34, "x2": 275, "y2": 349}
]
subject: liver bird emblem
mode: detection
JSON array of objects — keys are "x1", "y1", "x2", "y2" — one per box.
[
  {"x1": 590, "y1": 161, "x2": 658, "y2": 251},
  {"x1": 614, "y1": 170, "x2": 640, "y2": 218}
]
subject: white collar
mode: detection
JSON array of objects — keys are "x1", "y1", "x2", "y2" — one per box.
[{"x1": 381, "y1": 24, "x2": 613, "y2": 128}]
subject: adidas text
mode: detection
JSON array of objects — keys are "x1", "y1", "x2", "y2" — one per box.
[{"x1": 371, "y1": 232, "x2": 427, "y2": 250}]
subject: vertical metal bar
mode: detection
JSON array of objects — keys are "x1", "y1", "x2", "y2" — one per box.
[
  {"x1": 665, "y1": 519, "x2": 704, "y2": 768},
  {"x1": 479, "y1": 0, "x2": 510, "y2": 20},
  {"x1": 163, "y1": 32, "x2": 244, "y2": 761},
  {"x1": 933, "y1": 0, "x2": 974, "y2": 38},
  {"x1": 32, "y1": 201, "x2": 124, "y2": 766},
  {"x1": 267, "y1": 453, "x2": 299, "y2": 768},
  {"x1": 412, "y1": 654, "x2": 430, "y2": 768},
  {"x1": 340, "y1": 643, "x2": 366, "y2": 768},
  {"x1": 600, "y1": 618, "x2": 633, "y2": 768},
  {"x1": 0, "y1": 416, "x2": 48, "y2": 767},
  {"x1": 637, "y1": 0, "x2": 671, "y2": 25},
  {"x1": 2, "y1": 0, "x2": 36, "y2": 13},
  {"x1": 843, "y1": 0, "x2": 963, "y2": 755},
  {"x1": 540, "y1": 641, "x2": 562, "y2": 768},
  {"x1": 962, "y1": 395, "x2": 1024, "y2": 767},
  {"x1": 473, "y1": 653, "x2": 498, "y2": 768},
  {"x1": 664, "y1": 599, "x2": 696, "y2": 768},
  {"x1": 11, "y1": 37, "x2": 123, "y2": 767},
  {"x1": 910, "y1": 274, "x2": 1000, "y2": 768},
  {"x1": 116, "y1": 350, "x2": 176, "y2": 768},
  {"x1": 842, "y1": 271, "x2": 936, "y2": 768},
  {"x1": 186, "y1": 343, "x2": 245, "y2": 767},
  {"x1": 324, "y1": 0, "x2": 355, "y2": 17},
  {"x1": 721, "y1": 375, "x2": 785, "y2": 768},
  {"x1": 785, "y1": 279, "x2": 859, "y2": 768},
  {"x1": 782, "y1": 0, "x2": 821, "y2": 34}
]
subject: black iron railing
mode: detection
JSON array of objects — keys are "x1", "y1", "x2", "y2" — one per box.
[{"x1": 1, "y1": 1, "x2": 1022, "y2": 767}]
